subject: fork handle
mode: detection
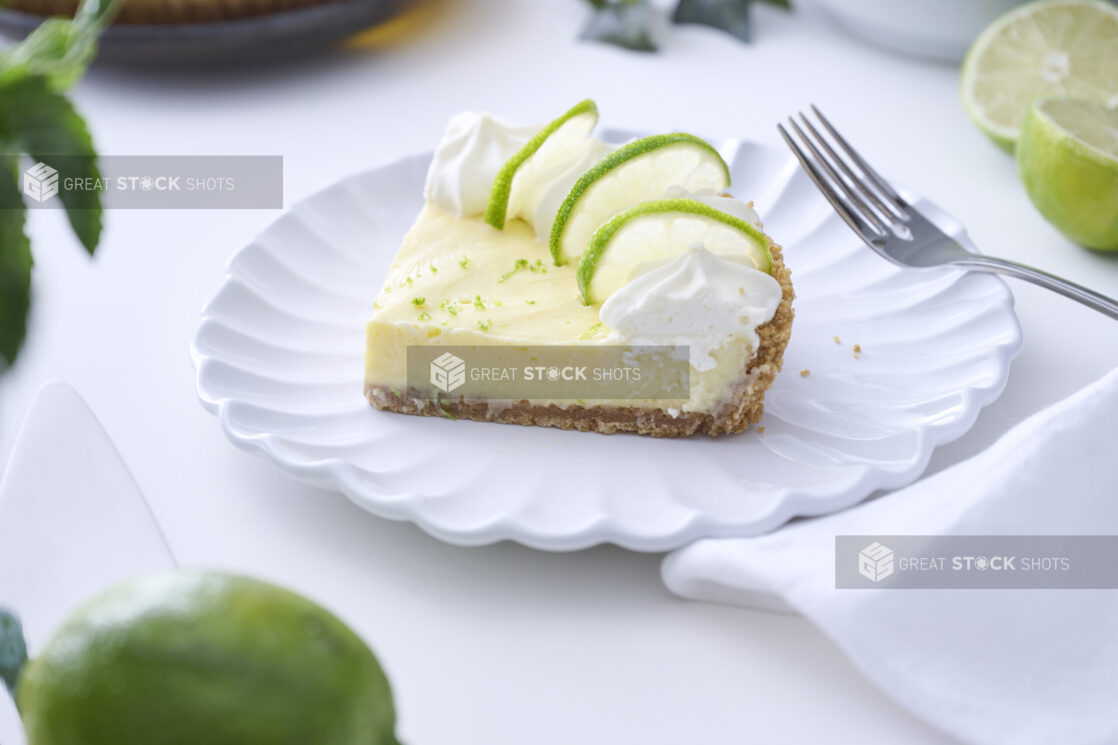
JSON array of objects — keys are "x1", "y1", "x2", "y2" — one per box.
[{"x1": 954, "y1": 255, "x2": 1118, "y2": 321}]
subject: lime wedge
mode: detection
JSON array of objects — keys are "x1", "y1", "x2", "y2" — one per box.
[
  {"x1": 484, "y1": 99, "x2": 599, "y2": 230},
  {"x1": 961, "y1": 0, "x2": 1118, "y2": 151},
  {"x1": 1018, "y1": 98, "x2": 1118, "y2": 251},
  {"x1": 576, "y1": 198, "x2": 773, "y2": 304},
  {"x1": 549, "y1": 133, "x2": 731, "y2": 265}
]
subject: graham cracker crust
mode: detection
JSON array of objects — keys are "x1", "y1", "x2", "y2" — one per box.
[{"x1": 366, "y1": 235, "x2": 794, "y2": 438}]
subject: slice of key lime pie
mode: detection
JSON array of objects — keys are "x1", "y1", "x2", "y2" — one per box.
[{"x1": 364, "y1": 100, "x2": 794, "y2": 437}]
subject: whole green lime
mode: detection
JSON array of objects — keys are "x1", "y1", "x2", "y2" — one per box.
[
  {"x1": 1017, "y1": 98, "x2": 1118, "y2": 252},
  {"x1": 10, "y1": 571, "x2": 401, "y2": 745}
]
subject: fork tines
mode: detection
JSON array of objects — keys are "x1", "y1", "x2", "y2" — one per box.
[{"x1": 778, "y1": 106, "x2": 911, "y2": 244}]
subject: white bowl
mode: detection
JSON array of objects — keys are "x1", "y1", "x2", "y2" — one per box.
[{"x1": 813, "y1": 0, "x2": 1030, "y2": 62}]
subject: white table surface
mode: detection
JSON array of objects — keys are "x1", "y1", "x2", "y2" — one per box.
[{"x1": 2, "y1": 0, "x2": 1116, "y2": 742}]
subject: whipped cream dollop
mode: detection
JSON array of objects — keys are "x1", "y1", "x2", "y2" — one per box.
[
  {"x1": 424, "y1": 110, "x2": 614, "y2": 238},
  {"x1": 424, "y1": 112, "x2": 538, "y2": 216},
  {"x1": 521, "y1": 139, "x2": 616, "y2": 239},
  {"x1": 600, "y1": 246, "x2": 782, "y2": 372},
  {"x1": 659, "y1": 185, "x2": 763, "y2": 228}
]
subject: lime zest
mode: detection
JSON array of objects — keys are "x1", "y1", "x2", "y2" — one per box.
[
  {"x1": 576, "y1": 198, "x2": 774, "y2": 304},
  {"x1": 498, "y1": 257, "x2": 530, "y2": 283},
  {"x1": 578, "y1": 321, "x2": 604, "y2": 340},
  {"x1": 484, "y1": 99, "x2": 599, "y2": 230},
  {"x1": 549, "y1": 133, "x2": 731, "y2": 266},
  {"x1": 437, "y1": 396, "x2": 457, "y2": 420}
]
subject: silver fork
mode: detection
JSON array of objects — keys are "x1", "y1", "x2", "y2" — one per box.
[{"x1": 778, "y1": 106, "x2": 1118, "y2": 320}]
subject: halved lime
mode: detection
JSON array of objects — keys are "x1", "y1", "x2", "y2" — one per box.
[
  {"x1": 576, "y1": 198, "x2": 773, "y2": 304},
  {"x1": 1018, "y1": 98, "x2": 1118, "y2": 251},
  {"x1": 961, "y1": 0, "x2": 1118, "y2": 151},
  {"x1": 484, "y1": 99, "x2": 599, "y2": 230},
  {"x1": 549, "y1": 133, "x2": 731, "y2": 265}
]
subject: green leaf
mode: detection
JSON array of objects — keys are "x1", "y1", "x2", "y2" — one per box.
[
  {"x1": 672, "y1": 0, "x2": 789, "y2": 41},
  {"x1": 673, "y1": 0, "x2": 753, "y2": 42},
  {"x1": 72, "y1": 0, "x2": 121, "y2": 28},
  {"x1": 0, "y1": 0, "x2": 111, "y2": 372},
  {"x1": 0, "y1": 609, "x2": 28, "y2": 698},
  {"x1": 581, "y1": 0, "x2": 657, "y2": 51},
  {"x1": 0, "y1": 0, "x2": 120, "y2": 92},
  {"x1": 0, "y1": 76, "x2": 102, "y2": 254},
  {"x1": 0, "y1": 156, "x2": 32, "y2": 372}
]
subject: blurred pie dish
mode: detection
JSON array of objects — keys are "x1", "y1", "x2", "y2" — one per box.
[
  {"x1": 364, "y1": 100, "x2": 794, "y2": 437},
  {"x1": 7, "y1": 0, "x2": 338, "y2": 23}
]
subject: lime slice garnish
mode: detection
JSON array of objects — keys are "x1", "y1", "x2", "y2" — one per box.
[
  {"x1": 961, "y1": 0, "x2": 1118, "y2": 151},
  {"x1": 1018, "y1": 97, "x2": 1118, "y2": 251},
  {"x1": 549, "y1": 133, "x2": 731, "y2": 265},
  {"x1": 576, "y1": 198, "x2": 773, "y2": 304},
  {"x1": 484, "y1": 99, "x2": 599, "y2": 230}
]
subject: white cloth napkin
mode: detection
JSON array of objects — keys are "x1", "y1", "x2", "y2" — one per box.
[
  {"x1": 663, "y1": 367, "x2": 1118, "y2": 745},
  {"x1": 0, "y1": 382, "x2": 176, "y2": 745}
]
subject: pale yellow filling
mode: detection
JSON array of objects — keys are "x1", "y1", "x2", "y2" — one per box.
[{"x1": 364, "y1": 205, "x2": 754, "y2": 413}]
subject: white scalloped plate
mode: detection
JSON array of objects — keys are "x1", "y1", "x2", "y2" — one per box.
[{"x1": 193, "y1": 132, "x2": 1022, "y2": 552}]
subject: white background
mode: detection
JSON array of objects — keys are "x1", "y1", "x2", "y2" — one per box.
[{"x1": 2, "y1": 0, "x2": 1117, "y2": 742}]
